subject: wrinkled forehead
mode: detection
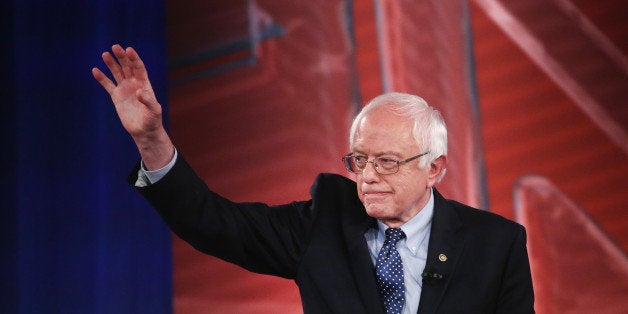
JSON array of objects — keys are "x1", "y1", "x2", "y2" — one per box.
[{"x1": 351, "y1": 110, "x2": 417, "y2": 153}]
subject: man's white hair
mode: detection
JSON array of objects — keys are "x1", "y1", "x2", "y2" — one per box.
[{"x1": 349, "y1": 92, "x2": 448, "y2": 170}]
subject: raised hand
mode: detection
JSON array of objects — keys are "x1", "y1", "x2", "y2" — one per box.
[{"x1": 93, "y1": 44, "x2": 174, "y2": 170}]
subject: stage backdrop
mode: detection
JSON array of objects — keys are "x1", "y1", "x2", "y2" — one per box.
[
  {"x1": 2, "y1": 1, "x2": 172, "y2": 313},
  {"x1": 164, "y1": 0, "x2": 487, "y2": 312},
  {"x1": 164, "y1": 0, "x2": 627, "y2": 313}
]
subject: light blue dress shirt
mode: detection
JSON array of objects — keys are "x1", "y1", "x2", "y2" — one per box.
[
  {"x1": 135, "y1": 149, "x2": 178, "y2": 187},
  {"x1": 364, "y1": 190, "x2": 434, "y2": 314}
]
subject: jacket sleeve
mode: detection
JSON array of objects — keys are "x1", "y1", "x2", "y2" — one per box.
[
  {"x1": 128, "y1": 155, "x2": 316, "y2": 279},
  {"x1": 496, "y1": 225, "x2": 535, "y2": 313}
]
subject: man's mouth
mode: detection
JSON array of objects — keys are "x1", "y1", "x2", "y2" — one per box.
[{"x1": 362, "y1": 191, "x2": 392, "y2": 200}]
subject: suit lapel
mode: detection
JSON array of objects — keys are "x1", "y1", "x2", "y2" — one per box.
[
  {"x1": 337, "y1": 184, "x2": 466, "y2": 314},
  {"x1": 342, "y1": 198, "x2": 386, "y2": 314},
  {"x1": 418, "y1": 189, "x2": 466, "y2": 314}
]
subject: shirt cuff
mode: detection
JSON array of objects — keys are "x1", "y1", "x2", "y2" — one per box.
[{"x1": 135, "y1": 148, "x2": 178, "y2": 187}]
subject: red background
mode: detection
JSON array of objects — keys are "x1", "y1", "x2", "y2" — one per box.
[{"x1": 165, "y1": 1, "x2": 628, "y2": 313}]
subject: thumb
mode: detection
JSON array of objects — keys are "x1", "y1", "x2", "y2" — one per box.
[{"x1": 136, "y1": 88, "x2": 160, "y2": 111}]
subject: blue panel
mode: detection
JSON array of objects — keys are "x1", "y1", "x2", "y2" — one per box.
[{"x1": 2, "y1": 0, "x2": 172, "y2": 313}]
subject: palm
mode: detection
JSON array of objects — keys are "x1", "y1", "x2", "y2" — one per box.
[
  {"x1": 111, "y1": 75, "x2": 160, "y2": 136},
  {"x1": 92, "y1": 45, "x2": 162, "y2": 138}
]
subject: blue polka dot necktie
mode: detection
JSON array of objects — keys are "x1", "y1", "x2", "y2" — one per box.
[{"x1": 376, "y1": 228, "x2": 406, "y2": 314}]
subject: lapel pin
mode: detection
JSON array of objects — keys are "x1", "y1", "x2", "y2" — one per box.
[{"x1": 438, "y1": 253, "x2": 447, "y2": 262}]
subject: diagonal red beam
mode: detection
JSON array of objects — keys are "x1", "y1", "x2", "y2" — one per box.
[
  {"x1": 473, "y1": 0, "x2": 628, "y2": 155},
  {"x1": 514, "y1": 175, "x2": 628, "y2": 313}
]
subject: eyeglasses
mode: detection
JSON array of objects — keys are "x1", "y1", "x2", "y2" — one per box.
[{"x1": 341, "y1": 151, "x2": 430, "y2": 175}]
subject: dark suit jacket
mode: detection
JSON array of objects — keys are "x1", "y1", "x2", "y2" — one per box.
[{"x1": 131, "y1": 156, "x2": 534, "y2": 313}]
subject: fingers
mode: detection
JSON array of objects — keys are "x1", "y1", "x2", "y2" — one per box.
[
  {"x1": 126, "y1": 47, "x2": 150, "y2": 82},
  {"x1": 101, "y1": 50, "x2": 124, "y2": 84},
  {"x1": 94, "y1": 44, "x2": 153, "y2": 99},
  {"x1": 112, "y1": 44, "x2": 134, "y2": 79},
  {"x1": 93, "y1": 44, "x2": 126, "y2": 93},
  {"x1": 91, "y1": 67, "x2": 116, "y2": 94}
]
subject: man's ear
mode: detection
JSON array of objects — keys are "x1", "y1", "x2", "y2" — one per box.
[{"x1": 427, "y1": 155, "x2": 448, "y2": 187}]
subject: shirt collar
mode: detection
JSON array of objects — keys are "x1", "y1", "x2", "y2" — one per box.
[{"x1": 377, "y1": 188, "x2": 434, "y2": 252}]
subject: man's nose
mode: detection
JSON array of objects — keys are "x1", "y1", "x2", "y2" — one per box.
[{"x1": 361, "y1": 161, "x2": 380, "y2": 182}]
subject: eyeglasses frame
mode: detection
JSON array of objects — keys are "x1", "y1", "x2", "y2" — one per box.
[{"x1": 341, "y1": 151, "x2": 430, "y2": 175}]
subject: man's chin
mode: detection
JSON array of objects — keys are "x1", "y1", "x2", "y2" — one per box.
[{"x1": 364, "y1": 204, "x2": 390, "y2": 220}]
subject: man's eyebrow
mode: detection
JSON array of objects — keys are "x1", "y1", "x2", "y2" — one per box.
[
  {"x1": 377, "y1": 151, "x2": 403, "y2": 158},
  {"x1": 352, "y1": 150, "x2": 402, "y2": 157}
]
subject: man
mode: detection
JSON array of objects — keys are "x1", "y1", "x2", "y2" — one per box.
[{"x1": 93, "y1": 45, "x2": 534, "y2": 313}]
